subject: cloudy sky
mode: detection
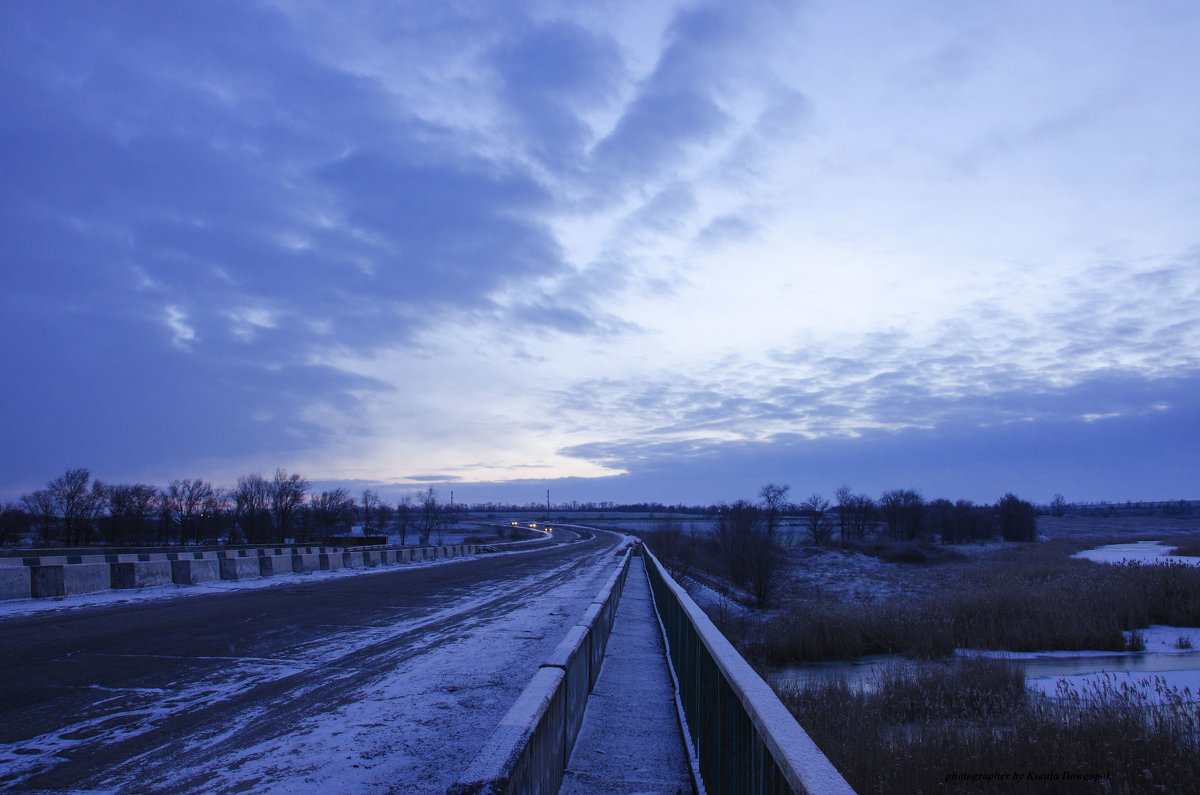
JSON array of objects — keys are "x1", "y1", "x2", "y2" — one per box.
[{"x1": 3, "y1": 1, "x2": 1198, "y2": 506}]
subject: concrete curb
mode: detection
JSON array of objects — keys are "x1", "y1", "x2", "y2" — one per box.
[{"x1": 448, "y1": 543, "x2": 633, "y2": 795}]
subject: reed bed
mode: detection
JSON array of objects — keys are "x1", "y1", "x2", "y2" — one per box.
[
  {"x1": 746, "y1": 557, "x2": 1200, "y2": 663},
  {"x1": 780, "y1": 659, "x2": 1200, "y2": 793}
]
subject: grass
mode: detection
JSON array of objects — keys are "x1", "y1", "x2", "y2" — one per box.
[
  {"x1": 781, "y1": 659, "x2": 1200, "y2": 793},
  {"x1": 1167, "y1": 539, "x2": 1200, "y2": 558},
  {"x1": 741, "y1": 553, "x2": 1200, "y2": 663}
]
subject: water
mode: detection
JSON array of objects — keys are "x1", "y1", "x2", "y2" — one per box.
[{"x1": 769, "y1": 649, "x2": 1200, "y2": 694}]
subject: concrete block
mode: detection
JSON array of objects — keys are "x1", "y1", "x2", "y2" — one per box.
[
  {"x1": 291, "y1": 553, "x2": 320, "y2": 574},
  {"x1": 65, "y1": 563, "x2": 112, "y2": 595},
  {"x1": 31, "y1": 566, "x2": 64, "y2": 598},
  {"x1": 171, "y1": 558, "x2": 220, "y2": 585},
  {"x1": 67, "y1": 554, "x2": 108, "y2": 564},
  {"x1": 259, "y1": 555, "x2": 290, "y2": 576},
  {"x1": 318, "y1": 553, "x2": 343, "y2": 571},
  {"x1": 110, "y1": 561, "x2": 172, "y2": 589},
  {"x1": 379, "y1": 549, "x2": 397, "y2": 565},
  {"x1": 343, "y1": 551, "x2": 364, "y2": 568},
  {"x1": 362, "y1": 550, "x2": 382, "y2": 567},
  {"x1": 31, "y1": 563, "x2": 111, "y2": 597},
  {"x1": 0, "y1": 558, "x2": 24, "y2": 566},
  {"x1": 0, "y1": 566, "x2": 31, "y2": 600},
  {"x1": 220, "y1": 557, "x2": 260, "y2": 580}
]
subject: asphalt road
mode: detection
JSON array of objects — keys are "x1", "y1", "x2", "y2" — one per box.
[{"x1": 0, "y1": 526, "x2": 624, "y2": 793}]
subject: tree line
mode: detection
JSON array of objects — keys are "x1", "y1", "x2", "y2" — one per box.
[
  {"x1": 1, "y1": 468, "x2": 457, "y2": 548},
  {"x1": 646, "y1": 484, "x2": 1039, "y2": 607}
]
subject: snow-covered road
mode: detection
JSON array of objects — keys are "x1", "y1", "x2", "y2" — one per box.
[{"x1": 0, "y1": 527, "x2": 627, "y2": 793}]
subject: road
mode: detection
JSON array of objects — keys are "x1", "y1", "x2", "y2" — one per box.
[{"x1": 0, "y1": 526, "x2": 625, "y2": 793}]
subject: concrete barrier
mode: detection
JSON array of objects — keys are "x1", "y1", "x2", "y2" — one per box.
[
  {"x1": 110, "y1": 561, "x2": 172, "y2": 589},
  {"x1": 31, "y1": 563, "x2": 111, "y2": 597},
  {"x1": 258, "y1": 555, "x2": 290, "y2": 577},
  {"x1": 291, "y1": 553, "x2": 321, "y2": 574},
  {"x1": 220, "y1": 557, "x2": 260, "y2": 580},
  {"x1": 0, "y1": 567, "x2": 31, "y2": 600},
  {"x1": 6, "y1": 540, "x2": 478, "y2": 601},
  {"x1": 171, "y1": 558, "x2": 220, "y2": 585}
]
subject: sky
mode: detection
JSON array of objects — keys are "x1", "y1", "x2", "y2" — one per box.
[{"x1": 3, "y1": 0, "x2": 1199, "y2": 507}]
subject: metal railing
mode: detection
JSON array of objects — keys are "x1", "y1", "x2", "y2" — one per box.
[{"x1": 643, "y1": 546, "x2": 855, "y2": 795}]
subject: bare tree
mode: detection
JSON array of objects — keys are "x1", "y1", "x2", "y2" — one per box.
[
  {"x1": 269, "y1": 469, "x2": 310, "y2": 541},
  {"x1": 311, "y1": 488, "x2": 355, "y2": 533},
  {"x1": 1050, "y1": 493, "x2": 1068, "y2": 517},
  {"x1": 395, "y1": 494, "x2": 414, "y2": 546},
  {"x1": 105, "y1": 483, "x2": 158, "y2": 545},
  {"x1": 644, "y1": 516, "x2": 692, "y2": 581},
  {"x1": 997, "y1": 493, "x2": 1037, "y2": 542},
  {"x1": 417, "y1": 488, "x2": 441, "y2": 545},
  {"x1": 22, "y1": 489, "x2": 56, "y2": 545},
  {"x1": 757, "y1": 483, "x2": 790, "y2": 541},
  {"x1": 45, "y1": 468, "x2": 103, "y2": 546},
  {"x1": 202, "y1": 488, "x2": 231, "y2": 544},
  {"x1": 846, "y1": 493, "x2": 876, "y2": 539},
  {"x1": 162, "y1": 479, "x2": 214, "y2": 545},
  {"x1": 879, "y1": 489, "x2": 925, "y2": 540},
  {"x1": 834, "y1": 484, "x2": 854, "y2": 542},
  {"x1": 712, "y1": 500, "x2": 784, "y2": 606},
  {"x1": 233, "y1": 474, "x2": 270, "y2": 544},
  {"x1": 800, "y1": 493, "x2": 833, "y2": 544},
  {"x1": 0, "y1": 502, "x2": 31, "y2": 546}
]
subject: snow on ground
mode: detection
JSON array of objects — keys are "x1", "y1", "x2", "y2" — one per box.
[
  {"x1": 1073, "y1": 539, "x2": 1200, "y2": 566},
  {"x1": 1027, "y1": 668, "x2": 1200, "y2": 703}
]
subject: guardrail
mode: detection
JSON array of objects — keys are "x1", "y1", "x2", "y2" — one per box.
[
  {"x1": 643, "y1": 546, "x2": 854, "y2": 795},
  {"x1": 448, "y1": 545, "x2": 633, "y2": 794}
]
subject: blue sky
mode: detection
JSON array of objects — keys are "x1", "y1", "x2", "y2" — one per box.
[{"x1": 3, "y1": 1, "x2": 1198, "y2": 506}]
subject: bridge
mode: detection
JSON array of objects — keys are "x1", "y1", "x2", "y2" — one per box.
[{"x1": 0, "y1": 527, "x2": 851, "y2": 793}]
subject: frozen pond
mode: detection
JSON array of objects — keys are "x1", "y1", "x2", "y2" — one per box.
[
  {"x1": 769, "y1": 626, "x2": 1200, "y2": 700},
  {"x1": 1072, "y1": 539, "x2": 1200, "y2": 566}
]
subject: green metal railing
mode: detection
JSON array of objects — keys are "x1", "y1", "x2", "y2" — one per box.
[{"x1": 643, "y1": 546, "x2": 855, "y2": 795}]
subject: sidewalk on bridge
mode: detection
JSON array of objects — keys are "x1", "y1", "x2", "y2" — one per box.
[{"x1": 559, "y1": 553, "x2": 695, "y2": 795}]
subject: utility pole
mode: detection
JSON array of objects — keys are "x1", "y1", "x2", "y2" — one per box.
[{"x1": 546, "y1": 489, "x2": 550, "y2": 517}]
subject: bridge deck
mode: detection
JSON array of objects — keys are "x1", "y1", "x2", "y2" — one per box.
[{"x1": 560, "y1": 554, "x2": 695, "y2": 794}]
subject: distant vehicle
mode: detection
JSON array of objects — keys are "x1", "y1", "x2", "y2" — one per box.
[
  {"x1": 529, "y1": 523, "x2": 538, "y2": 529},
  {"x1": 510, "y1": 521, "x2": 519, "y2": 526}
]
